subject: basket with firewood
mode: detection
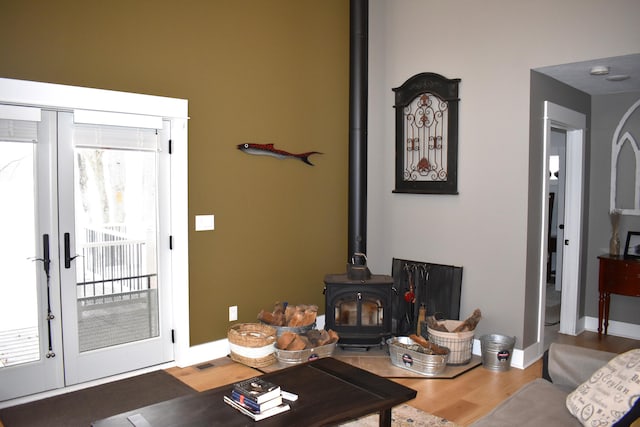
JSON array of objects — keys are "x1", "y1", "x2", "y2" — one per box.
[
  {"x1": 425, "y1": 309, "x2": 481, "y2": 365},
  {"x1": 387, "y1": 335, "x2": 449, "y2": 376},
  {"x1": 258, "y1": 302, "x2": 318, "y2": 337},
  {"x1": 274, "y1": 329, "x2": 339, "y2": 365}
]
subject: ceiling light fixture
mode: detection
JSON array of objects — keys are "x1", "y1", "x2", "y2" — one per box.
[{"x1": 590, "y1": 65, "x2": 610, "y2": 75}]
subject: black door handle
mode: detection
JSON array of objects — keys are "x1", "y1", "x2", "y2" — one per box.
[
  {"x1": 64, "y1": 233, "x2": 78, "y2": 268},
  {"x1": 564, "y1": 239, "x2": 569, "y2": 246}
]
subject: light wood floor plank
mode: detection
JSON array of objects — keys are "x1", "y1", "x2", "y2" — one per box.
[{"x1": 165, "y1": 356, "x2": 260, "y2": 392}]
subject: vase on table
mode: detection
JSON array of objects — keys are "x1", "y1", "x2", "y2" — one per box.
[{"x1": 609, "y1": 210, "x2": 621, "y2": 256}]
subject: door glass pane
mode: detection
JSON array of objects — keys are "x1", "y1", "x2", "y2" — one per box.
[
  {"x1": 74, "y1": 146, "x2": 159, "y2": 352},
  {"x1": 334, "y1": 297, "x2": 358, "y2": 327},
  {"x1": 0, "y1": 140, "x2": 40, "y2": 366},
  {"x1": 361, "y1": 298, "x2": 383, "y2": 327}
]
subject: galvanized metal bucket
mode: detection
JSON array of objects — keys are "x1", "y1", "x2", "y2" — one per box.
[{"x1": 480, "y1": 334, "x2": 516, "y2": 371}]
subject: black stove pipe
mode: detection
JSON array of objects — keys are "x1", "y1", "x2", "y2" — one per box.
[{"x1": 348, "y1": 0, "x2": 368, "y2": 260}]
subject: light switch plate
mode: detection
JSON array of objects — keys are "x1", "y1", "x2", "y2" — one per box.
[
  {"x1": 229, "y1": 306, "x2": 238, "y2": 322},
  {"x1": 195, "y1": 214, "x2": 215, "y2": 231}
]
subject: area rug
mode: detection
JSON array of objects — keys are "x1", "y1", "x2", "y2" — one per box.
[
  {"x1": 0, "y1": 370, "x2": 196, "y2": 427},
  {"x1": 339, "y1": 404, "x2": 461, "y2": 427}
]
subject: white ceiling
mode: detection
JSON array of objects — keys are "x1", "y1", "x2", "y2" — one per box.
[{"x1": 535, "y1": 53, "x2": 640, "y2": 96}]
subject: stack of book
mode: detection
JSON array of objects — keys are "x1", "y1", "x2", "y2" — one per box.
[{"x1": 224, "y1": 377, "x2": 291, "y2": 421}]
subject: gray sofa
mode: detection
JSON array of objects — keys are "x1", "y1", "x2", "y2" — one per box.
[{"x1": 471, "y1": 343, "x2": 637, "y2": 427}]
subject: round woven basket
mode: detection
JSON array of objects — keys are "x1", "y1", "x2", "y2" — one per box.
[{"x1": 227, "y1": 323, "x2": 277, "y2": 368}]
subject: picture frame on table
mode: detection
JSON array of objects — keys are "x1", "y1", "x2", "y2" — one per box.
[{"x1": 623, "y1": 231, "x2": 640, "y2": 258}]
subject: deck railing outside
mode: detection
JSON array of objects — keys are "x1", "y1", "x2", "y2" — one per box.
[
  {"x1": 1, "y1": 225, "x2": 158, "y2": 366},
  {"x1": 77, "y1": 225, "x2": 157, "y2": 300}
]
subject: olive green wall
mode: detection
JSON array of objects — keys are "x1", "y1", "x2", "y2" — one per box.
[{"x1": 0, "y1": 1, "x2": 349, "y2": 345}]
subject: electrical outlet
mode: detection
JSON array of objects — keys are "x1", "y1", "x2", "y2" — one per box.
[{"x1": 229, "y1": 305, "x2": 238, "y2": 322}]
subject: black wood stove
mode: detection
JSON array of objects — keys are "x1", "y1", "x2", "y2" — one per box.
[
  {"x1": 323, "y1": 258, "x2": 463, "y2": 349},
  {"x1": 323, "y1": 273, "x2": 394, "y2": 348}
]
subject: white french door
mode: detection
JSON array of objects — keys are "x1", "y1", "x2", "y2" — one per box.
[
  {"x1": 0, "y1": 107, "x2": 176, "y2": 401},
  {"x1": 0, "y1": 109, "x2": 64, "y2": 401},
  {"x1": 58, "y1": 111, "x2": 174, "y2": 385}
]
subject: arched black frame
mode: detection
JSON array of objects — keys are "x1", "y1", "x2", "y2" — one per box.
[{"x1": 393, "y1": 72, "x2": 460, "y2": 194}]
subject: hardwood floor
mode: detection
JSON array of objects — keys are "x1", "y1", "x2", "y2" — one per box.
[{"x1": 167, "y1": 332, "x2": 640, "y2": 426}]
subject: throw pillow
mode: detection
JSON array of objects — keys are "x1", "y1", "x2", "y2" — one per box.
[{"x1": 566, "y1": 349, "x2": 640, "y2": 427}]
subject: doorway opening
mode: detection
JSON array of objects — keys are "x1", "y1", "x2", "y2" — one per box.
[
  {"x1": 539, "y1": 102, "x2": 586, "y2": 350},
  {"x1": 544, "y1": 129, "x2": 566, "y2": 348}
]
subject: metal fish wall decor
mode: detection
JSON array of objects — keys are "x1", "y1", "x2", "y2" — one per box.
[{"x1": 237, "y1": 143, "x2": 321, "y2": 166}]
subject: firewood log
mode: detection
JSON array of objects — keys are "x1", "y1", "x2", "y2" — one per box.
[
  {"x1": 301, "y1": 310, "x2": 317, "y2": 326},
  {"x1": 258, "y1": 310, "x2": 282, "y2": 326},
  {"x1": 409, "y1": 334, "x2": 448, "y2": 355},
  {"x1": 285, "y1": 335, "x2": 307, "y2": 351},
  {"x1": 316, "y1": 330, "x2": 331, "y2": 346},
  {"x1": 284, "y1": 305, "x2": 296, "y2": 324},
  {"x1": 453, "y1": 309, "x2": 482, "y2": 332},
  {"x1": 327, "y1": 329, "x2": 339, "y2": 344},
  {"x1": 276, "y1": 332, "x2": 297, "y2": 349},
  {"x1": 273, "y1": 301, "x2": 285, "y2": 315},
  {"x1": 306, "y1": 329, "x2": 323, "y2": 346},
  {"x1": 426, "y1": 316, "x2": 448, "y2": 332},
  {"x1": 287, "y1": 311, "x2": 306, "y2": 327}
]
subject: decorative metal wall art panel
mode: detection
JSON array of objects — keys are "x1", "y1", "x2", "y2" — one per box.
[{"x1": 393, "y1": 73, "x2": 461, "y2": 194}]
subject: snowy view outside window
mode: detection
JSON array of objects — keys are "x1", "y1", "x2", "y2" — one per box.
[
  {"x1": 73, "y1": 138, "x2": 160, "y2": 353},
  {"x1": 74, "y1": 147, "x2": 159, "y2": 299},
  {"x1": 0, "y1": 141, "x2": 39, "y2": 367}
]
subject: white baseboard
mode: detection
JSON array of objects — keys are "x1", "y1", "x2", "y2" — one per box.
[{"x1": 583, "y1": 316, "x2": 640, "y2": 339}]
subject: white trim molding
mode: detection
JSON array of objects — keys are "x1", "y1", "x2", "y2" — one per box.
[{"x1": 0, "y1": 77, "x2": 188, "y2": 120}]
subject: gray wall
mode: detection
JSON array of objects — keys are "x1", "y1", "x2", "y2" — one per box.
[
  {"x1": 586, "y1": 92, "x2": 640, "y2": 325},
  {"x1": 367, "y1": 0, "x2": 640, "y2": 359}
]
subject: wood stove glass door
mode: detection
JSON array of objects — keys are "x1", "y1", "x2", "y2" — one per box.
[{"x1": 334, "y1": 292, "x2": 384, "y2": 329}]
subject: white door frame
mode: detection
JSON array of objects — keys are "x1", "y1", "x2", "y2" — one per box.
[{"x1": 539, "y1": 101, "x2": 586, "y2": 341}]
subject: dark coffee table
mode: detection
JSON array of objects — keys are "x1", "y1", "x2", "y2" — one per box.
[{"x1": 92, "y1": 357, "x2": 417, "y2": 426}]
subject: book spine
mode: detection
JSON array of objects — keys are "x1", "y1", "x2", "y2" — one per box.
[
  {"x1": 231, "y1": 391, "x2": 261, "y2": 412},
  {"x1": 224, "y1": 396, "x2": 290, "y2": 421},
  {"x1": 231, "y1": 377, "x2": 281, "y2": 404},
  {"x1": 232, "y1": 385, "x2": 280, "y2": 404},
  {"x1": 224, "y1": 396, "x2": 259, "y2": 419}
]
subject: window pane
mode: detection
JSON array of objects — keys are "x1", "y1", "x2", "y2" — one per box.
[
  {"x1": 74, "y1": 147, "x2": 159, "y2": 352},
  {"x1": 0, "y1": 140, "x2": 40, "y2": 367}
]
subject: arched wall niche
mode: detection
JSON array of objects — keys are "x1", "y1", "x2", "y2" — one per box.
[{"x1": 611, "y1": 98, "x2": 640, "y2": 215}]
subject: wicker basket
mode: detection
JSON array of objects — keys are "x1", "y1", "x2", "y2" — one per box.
[
  {"x1": 227, "y1": 323, "x2": 277, "y2": 368},
  {"x1": 427, "y1": 320, "x2": 474, "y2": 365}
]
